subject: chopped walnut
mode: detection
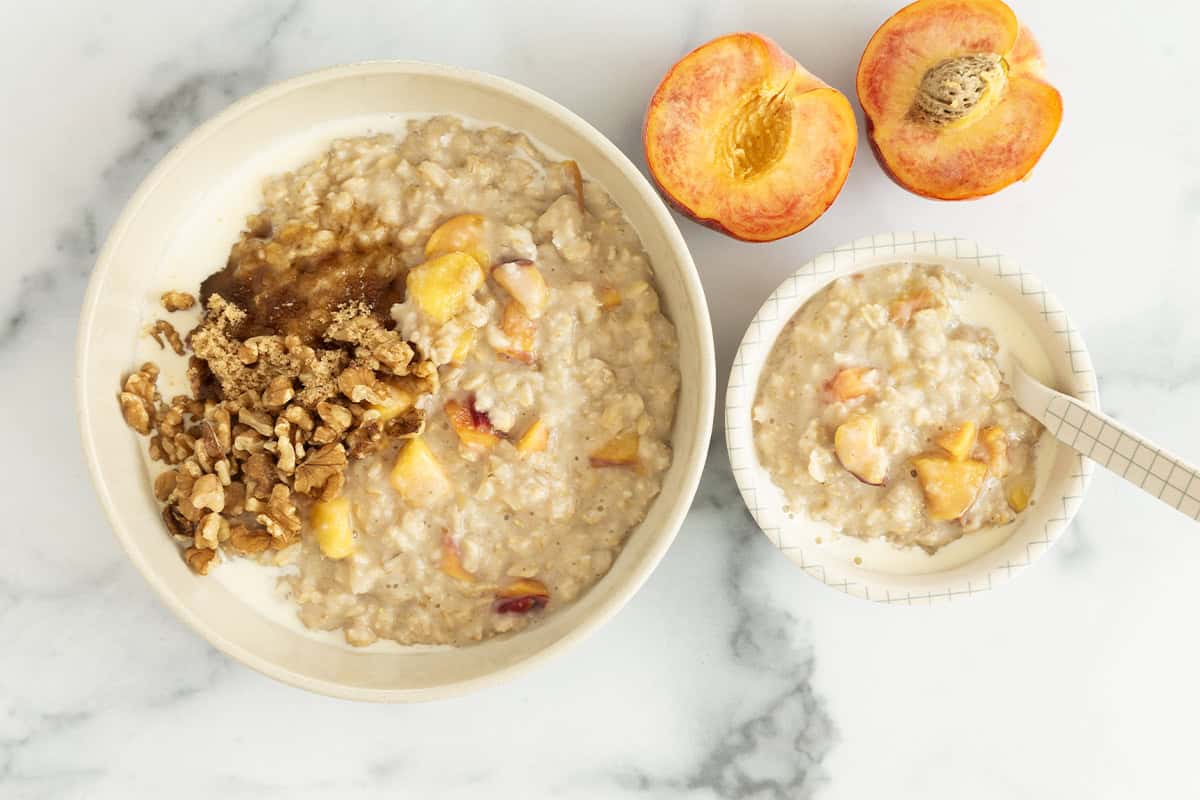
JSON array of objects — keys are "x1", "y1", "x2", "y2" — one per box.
[
  {"x1": 228, "y1": 524, "x2": 273, "y2": 554},
  {"x1": 184, "y1": 547, "x2": 216, "y2": 575},
  {"x1": 337, "y1": 366, "x2": 384, "y2": 404},
  {"x1": 189, "y1": 474, "x2": 225, "y2": 513},
  {"x1": 161, "y1": 291, "x2": 196, "y2": 312},
  {"x1": 294, "y1": 443, "x2": 348, "y2": 499},
  {"x1": 147, "y1": 320, "x2": 185, "y2": 355},
  {"x1": 259, "y1": 484, "x2": 301, "y2": 543},
  {"x1": 153, "y1": 470, "x2": 178, "y2": 502},
  {"x1": 195, "y1": 512, "x2": 229, "y2": 549},
  {"x1": 262, "y1": 375, "x2": 295, "y2": 409}
]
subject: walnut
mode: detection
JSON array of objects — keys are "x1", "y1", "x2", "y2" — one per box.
[
  {"x1": 119, "y1": 392, "x2": 153, "y2": 435},
  {"x1": 232, "y1": 425, "x2": 266, "y2": 455},
  {"x1": 147, "y1": 320, "x2": 185, "y2": 355},
  {"x1": 276, "y1": 433, "x2": 297, "y2": 475},
  {"x1": 262, "y1": 375, "x2": 295, "y2": 409},
  {"x1": 153, "y1": 470, "x2": 178, "y2": 502},
  {"x1": 209, "y1": 405, "x2": 233, "y2": 451},
  {"x1": 337, "y1": 366, "x2": 384, "y2": 404},
  {"x1": 214, "y1": 458, "x2": 232, "y2": 486},
  {"x1": 317, "y1": 401, "x2": 353, "y2": 434},
  {"x1": 294, "y1": 444, "x2": 348, "y2": 499},
  {"x1": 238, "y1": 407, "x2": 275, "y2": 437},
  {"x1": 184, "y1": 547, "x2": 216, "y2": 575},
  {"x1": 162, "y1": 505, "x2": 194, "y2": 538},
  {"x1": 242, "y1": 452, "x2": 277, "y2": 499},
  {"x1": 195, "y1": 512, "x2": 228, "y2": 549},
  {"x1": 161, "y1": 291, "x2": 196, "y2": 312},
  {"x1": 385, "y1": 408, "x2": 425, "y2": 440},
  {"x1": 283, "y1": 405, "x2": 314, "y2": 432},
  {"x1": 224, "y1": 481, "x2": 246, "y2": 516},
  {"x1": 259, "y1": 484, "x2": 301, "y2": 542},
  {"x1": 228, "y1": 524, "x2": 273, "y2": 555},
  {"x1": 189, "y1": 474, "x2": 225, "y2": 513},
  {"x1": 346, "y1": 420, "x2": 384, "y2": 460},
  {"x1": 148, "y1": 436, "x2": 166, "y2": 463}
]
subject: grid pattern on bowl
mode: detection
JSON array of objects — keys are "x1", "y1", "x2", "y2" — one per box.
[{"x1": 725, "y1": 233, "x2": 1098, "y2": 604}]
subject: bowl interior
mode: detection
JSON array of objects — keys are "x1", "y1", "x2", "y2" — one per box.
[
  {"x1": 78, "y1": 62, "x2": 714, "y2": 699},
  {"x1": 725, "y1": 233, "x2": 1096, "y2": 603}
]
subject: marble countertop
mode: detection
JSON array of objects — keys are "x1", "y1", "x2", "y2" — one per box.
[{"x1": 5, "y1": 0, "x2": 1200, "y2": 797}]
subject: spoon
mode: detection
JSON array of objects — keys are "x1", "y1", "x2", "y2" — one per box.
[{"x1": 1010, "y1": 361, "x2": 1200, "y2": 521}]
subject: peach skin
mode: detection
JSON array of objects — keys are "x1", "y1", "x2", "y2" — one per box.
[
  {"x1": 644, "y1": 33, "x2": 857, "y2": 242},
  {"x1": 857, "y1": 0, "x2": 1062, "y2": 200}
]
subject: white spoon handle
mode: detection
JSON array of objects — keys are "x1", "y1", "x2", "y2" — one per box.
[{"x1": 1012, "y1": 366, "x2": 1200, "y2": 522}]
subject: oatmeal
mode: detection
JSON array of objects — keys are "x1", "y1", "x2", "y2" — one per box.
[
  {"x1": 118, "y1": 115, "x2": 680, "y2": 646},
  {"x1": 752, "y1": 263, "x2": 1041, "y2": 552}
]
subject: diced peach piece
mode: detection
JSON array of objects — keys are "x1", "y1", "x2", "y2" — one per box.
[
  {"x1": 889, "y1": 290, "x2": 938, "y2": 326},
  {"x1": 643, "y1": 32, "x2": 857, "y2": 242},
  {"x1": 439, "y1": 533, "x2": 475, "y2": 583},
  {"x1": 912, "y1": 454, "x2": 988, "y2": 521},
  {"x1": 597, "y1": 286, "x2": 622, "y2": 311},
  {"x1": 444, "y1": 397, "x2": 500, "y2": 450},
  {"x1": 589, "y1": 431, "x2": 640, "y2": 468},
  {"x1": 425, "y1": 213, "x2": 489, "y2": 268},
  {"x1": 494, "y1": 578, "x2": 550, "y2": 614},
  {"x1": 936, "y1": 421, "x2": 978, "y2": 462},
  {"x1": 516, "y1": 419, "x2": 549, "y2": 455},
  {"x1": 310, "y1": 496, "x2": 354, "y2": 559},
  {"x1": 406, "y1": 251, "x2": 485, "y2": 324},
  {"x1": 981, "y1": 425, "x2": 1010, "y2": 477},
  {"x1": 389, "y1": 437, "x2": 451, "y2": 506},
  {"x1": 1007, "y1": 478, "x2": 1032, "y2": 512},
  {"x1": 827, "y1": 367, "x2": 879, "y2": 402},
  {"x1": 369, "y1": 381, "x2": 416, "y2": 423},
  {"x1": 857, "y1": 0, "x2": 1062, "y2": 200},
  {"x1": 450, "y1": 328, "x2": 475, "y2": 365},
  {"x1": 498, "y1": 301, "x2": 537, "y2": 364},
  {"x1": 834, "y1": 414, "x2": 889, "y2": 485},
  {"x1": 492, "y1": 260, "x2": 549, "y2": 318}
]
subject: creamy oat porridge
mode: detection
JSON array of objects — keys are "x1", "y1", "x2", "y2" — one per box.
[
  {"x1": 117, "y1": 115, "x2": 680, "y2": 645},
  {"x1": 752, "y1": 263, "x2": 1042, "y2": 552}
]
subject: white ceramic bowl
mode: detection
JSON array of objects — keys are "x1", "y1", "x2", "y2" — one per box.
[
  {"x1": 76, "y1": 62, "x2": 715, "y2": 701},
  {"x1": 726, "y1": 233, "x2": 1096, "y2": 603}
]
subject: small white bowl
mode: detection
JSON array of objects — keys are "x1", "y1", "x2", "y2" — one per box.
[
  {"x1": 725, "y1": 233, "x2": 1096, "y2": 604},
  {"x1": 76, "y1": 62, "x2": 715, "y2": 700}
]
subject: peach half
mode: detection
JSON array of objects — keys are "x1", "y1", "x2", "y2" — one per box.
[
  {"x1": 857, "y1": 0, "x2": 1062, "y2": 200},
  {"x1": 643, "y1": 33, "x2": 857, "y2": 242}
]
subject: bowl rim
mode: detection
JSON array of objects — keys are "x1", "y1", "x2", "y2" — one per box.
[
  {"x1": 724, "y1": 232, "x2": 1097, "y2": 604},
  {"x1": 75, "y1": 60, "x2": 715, "y2": 700}
]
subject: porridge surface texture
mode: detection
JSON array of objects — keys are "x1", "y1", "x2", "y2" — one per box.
[
  {"x1": 257, "y1": 116, "x2": 681, "y2": 645},
  {"x1": 752, "y1": 263, "x2": 1041, "y2": 552}
]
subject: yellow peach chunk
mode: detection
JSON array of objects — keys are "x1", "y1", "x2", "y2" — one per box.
[
  {"x1": 369, "y1": 381, "x2": 415, "y2": 423},
  {"x1": 913, "y1": 454, "x2": 988, "y2": 521},
  {"x1": 310, "y1": 496, "x2": 354, "y2": 559},
  {"x1": 390, "y1": 437, "x2": 451, "y2": 506},
  {"x1": 597, "y1": 286, "x2": 622, "y2": 310},
  {"x1": 406, "y1": 251, "x2": 485, "y2": 324},
  {"x1": 493, "y1": 260, "x2": 549, "y2": 318},
  {"x1": 889, "y1": 290, "x2": 938, "y2": 326},
  {"x1": 450, "y1": 328, "x2": 476, "y2": 365},
  {"x1": 981, "y1": 425, "x2": 1010, "y2": 477},
  {"x1": 445, "y1": 398, "x2": 499, "y2": 450},
  {"x1": 590, "y1": 431, "x2": 640, "y2": 468},
  {"x1": 834, "y1": 414, "x2": 888, "y2": 485},
  {"x1": 425, "y1": 214, "x2": 489, "y2": 268},
  {"x1": 935, "y1": 421, "x2": 978, "y2": 462},
  {"x1": 517, "y1": 419, "x2": 549, "y2": 455},
  {"x1": 827, "y1": 367, "x2": 879, "y2": 402},
  {"x1": 439, "y1": 533, "x2": 475, "y2": 583},
  {"x1": 498, "y1": 301, "x2": 537, "y2": 364},
  {"x1": 1007, "y1": 479, "x2": 1033, "y2": 512}
]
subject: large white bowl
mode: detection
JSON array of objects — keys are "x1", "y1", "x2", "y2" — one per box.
[
  {"x1": 726, "y1": 233, "x2": 1096, "y2": 603},
  {"x1": 76, "y1": 62, "x2": 715, "y2": 701}
]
